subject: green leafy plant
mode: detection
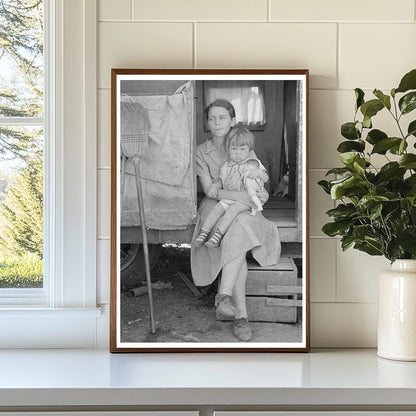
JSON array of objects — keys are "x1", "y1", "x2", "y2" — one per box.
[{"x1": 319, "y1": 69, "x2": 416, "y2": 262}]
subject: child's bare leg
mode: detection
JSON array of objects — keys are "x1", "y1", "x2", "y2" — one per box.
[
  {"x1": 205, "y1": 201, "x2": 249, "y2": 248},
  {"x1": 217, "y1": 201, "x2": 249, "y2": 233},
  {"x1": 194, "y1": 202, "x2": 225, "y2": 247},
  {"x1": 246, "y1": 178, "x2": 263, "y2": 212}
]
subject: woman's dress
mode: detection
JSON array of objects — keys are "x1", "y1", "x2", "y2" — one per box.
[{"x1": 190, "y1": 138, "x2": 281, "y2": 286}]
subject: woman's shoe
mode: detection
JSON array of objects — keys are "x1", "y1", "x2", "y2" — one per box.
[
  {"x1": 233, "y1": 317, "x2": 252, "y2": 341},
  {"x1": 215, "y1": 293, "x2": 236, "y2": 317}
]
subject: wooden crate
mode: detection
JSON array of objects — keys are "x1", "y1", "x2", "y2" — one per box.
[{"x1": 217, "y1": 256, "x2": 301, "y2": 324}]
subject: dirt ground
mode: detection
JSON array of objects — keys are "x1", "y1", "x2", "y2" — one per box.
[{"x1": 120, "y1": 245, "x2": 302, "y2": 344}]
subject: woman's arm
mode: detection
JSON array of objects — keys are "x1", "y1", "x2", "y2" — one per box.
[
  {"x1": 198, "y1": 175, "x2": 214, "y2": 196},
  {"x1": 198, "y1": 175, "x2": 222, "y2": 199},
  {"x1": 217, "y1": 189, "x2": 251, "y2": 203}
]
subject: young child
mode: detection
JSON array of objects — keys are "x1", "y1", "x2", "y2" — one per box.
[{"x1": 194, "y1": 126, "x2": 269, "y2": 248}]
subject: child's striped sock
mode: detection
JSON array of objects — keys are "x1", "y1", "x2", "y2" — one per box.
[
  {"x1": 194, "y1": 229, "x2": 210, "y2": 247},
  {"x1": 205, "y1": 229, "x2": 224, "y2": 248}
]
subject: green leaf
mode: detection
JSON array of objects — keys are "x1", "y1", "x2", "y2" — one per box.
[
  {"x1": 395, "y1": 69, "x2": 416, "y2": 94},
  {"x1": 389, "y1": 139, "x2": 407, "y2": 155},
  {"x1": 373, "y1": 89, "x2": 391, "y2": 110},
  {"x1": 318, "y1": 180, "x2": 331, "y2": 194},
  {"x1": 369, "y1": 203, "x2": 383, "y2": 220},
  {"x1": 322, "y1": 221, "x2": 351, "y2": 237},
  {"x1": 378, "y1": 162, "x2": 406, "y2": 181},
  {"x1": 355, "y1": 88, "x2": 365, "y2": 110},
  {"x1": 330, "y1": 175, "x2": 365, "y2": 200},
  {"x1": 325, "y1": 167, "x2": 351, "y2": 176},
  {"x1": 399, "y1": 139, "x2": 407, "y2": 154},
  {"x1": 330, "y1": 176, "x2": 354, "y2": 199},
  {"x1": 354, "y1": 241, "x2": 383, "y2": 256},
  {"x1": 360, "y1": 99, "x2": 384, "y2": 119},
  {"x1": 341, "y1": 122, "x2": 361, "y2": 140},
  {"x1": 399, "y1": 154, "x2": 416, "y2": 169},
  {"x1": 366, "y1": 129, "x2": 387, "y2": 145},
  {"x1": 371, "y1": 137, "x2": 402, "y2": 154},
  {"x1": 337, "y1": 140, "x2": 365, "y2": 153},
  {"x1": 353, "y1": 158, "x2": 366, "y2": 174},
  {"x1": 339, "y1": 152, "x2": 360, "y2": 167},
  {"x1": 407, "y1": 120, "x2": 416, "y2": 137},
  {"x1": 357, "y1": 195, "x2": 389, "y2": 212},
  {"x1": 326, "y1": 203, "x2": 357, "y2": 220},
  {"x1": 398, "y1": 227, "x2": 416, "y2": 255},
  {"x1": 341, "y1": 235, "x2": 355, "y2": 251},
  {"x1": 399, "y1": 92, "x2": 416, "y2": 115},
  {"x1": 363, "y1": 115, "x2": 372, "y2": 129},
  {"x1": 353, "y1": 224, "x2": 373, "y2": 240}
]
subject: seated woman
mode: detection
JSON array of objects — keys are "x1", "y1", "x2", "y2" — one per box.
[{"x1": 191, "y1": 99, "x2": 281, "y2": 342}]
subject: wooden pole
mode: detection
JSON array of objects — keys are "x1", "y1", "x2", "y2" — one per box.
[{"x1": 132, "y1": 156, "x2": 156, "y2": 334}]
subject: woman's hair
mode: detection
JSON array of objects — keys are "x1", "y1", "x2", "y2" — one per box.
[
  {"x1": 204, "y1": 99, "x2": 236, "y2": 120},
  {"x1": 226, "y1": 126, "x2": 254, "y2": 151}
]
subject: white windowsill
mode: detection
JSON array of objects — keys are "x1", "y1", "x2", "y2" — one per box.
[
  {"x1": 0, "y1": 307, "x2": 102, "y2": 316},
  {"x1": 0, "y1": 348, "x2": 415, "y2": 410}
]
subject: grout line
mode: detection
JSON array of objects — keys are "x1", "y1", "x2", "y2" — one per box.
[
  {"x1": 309, "y1": 236, "x2": 339, "y2": 239},
  {"x1": 333, "y1": 229, "x2": 338, "y2": 301},
  {"x1": 193, "y1": 22, "x2": 197, "y2": 69},
  {"x1": 130, "y1": 0, "x2": 133, "y2": 20},
  {"x1": 311, "y1": 301, "x2": 378, "y2": 305},
  {"x1": 97, "y1": 19, "x2": 415, "y2": 24},
  {"x1": 336, "y1": 23, "x2": 340, "y2": 90},
  {"x1": 267, "y1": 0, "x2": 271, "y2": 22}
]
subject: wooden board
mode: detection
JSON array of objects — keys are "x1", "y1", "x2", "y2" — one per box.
[{"x1": 217, "y1": 298, "x2": 297, "y2": 324}]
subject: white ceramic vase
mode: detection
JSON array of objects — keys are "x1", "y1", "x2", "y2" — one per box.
[{"x1": 378, "y1": 259, "x2": 416, "y2": 361}]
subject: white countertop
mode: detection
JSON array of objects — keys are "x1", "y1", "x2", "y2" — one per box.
[{"x1": 0, "y1": 348, "x2": 416, "y2": 408}]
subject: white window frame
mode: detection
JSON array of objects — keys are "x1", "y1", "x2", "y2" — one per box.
[{"x1": 0, "y1": 0, "x2": 101, "y2": 348}]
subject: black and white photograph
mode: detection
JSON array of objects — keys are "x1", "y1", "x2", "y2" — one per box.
[{"x1": 110, "y1": 70, "x2": 309, "y2": 352}]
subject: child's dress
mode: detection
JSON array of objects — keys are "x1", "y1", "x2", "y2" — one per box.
[
  {"x1": 219, "y1": 157, "x2": 269, "y2": 212},
  {"x1": 191, "y1": 138, "x2": 281, "y2": 287}
]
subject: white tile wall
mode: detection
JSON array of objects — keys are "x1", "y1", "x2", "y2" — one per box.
[
  {"x1": 97, "y1": 239, "x2": 110, "y2": 304},
  {"x1": 196, "y1": 23, "x2": 338, "y2": 89},
  {"x1": 310, "y1": 239, "x2": 337, "y2": 302},
  {"x1": 98, "y1": 169, "x2": 111, "y2": 239},
  {"x1": 98, "y1": 22, "x2": 193, "y2": 88},
  {"x1": 340, "y1": 24, "x2": 416, "y2": 90},
  {"x1": 96, "y1": 0, "x2": 416, "y2": 347},
  {"x1": 98, "y1": 89, "x2": 111, "y2": 168},
  {"x1": 99, "y1": 0, "x2": 131, "y2": 20},
  {"x1": 336, "y1": 246, "x2": 390, "y2": 303},
  {"x1": 270, "y1": 0, "x2": 415, "y2": 22},
  {"x1": 132, "y1": 0, "x2": 268, "y2": 21}
]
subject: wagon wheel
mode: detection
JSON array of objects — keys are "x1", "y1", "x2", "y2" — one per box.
[{"x1": 120, "y1": 243, "x2": 162, "y2": 289}]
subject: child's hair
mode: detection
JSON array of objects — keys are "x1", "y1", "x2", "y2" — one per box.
[
  {"x1": 226, "y1": 126, "x2": 255, "y2": 151},
  {"x1": 204, "y1": 99, "x2": 236, "y2": 120}
]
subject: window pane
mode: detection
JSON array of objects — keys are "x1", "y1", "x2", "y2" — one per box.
[
  {"x1": 0, "y1": 0, "x2": 44, "y2": 117},
  {"x1": 204, "y1": 81, "x2": 266, "y2": 129},
  {"x1": 0, "y1": 126, "x2": 43, "y2": 289}
]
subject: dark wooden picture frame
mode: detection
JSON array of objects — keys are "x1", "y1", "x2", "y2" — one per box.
[{"x1": 110, "y1": 69, "x2": 310, "y2": 352}]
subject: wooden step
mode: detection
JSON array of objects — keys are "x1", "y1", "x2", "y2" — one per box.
[{"x1": 217, "y1": 256, "x2": 301, "y2": 324}]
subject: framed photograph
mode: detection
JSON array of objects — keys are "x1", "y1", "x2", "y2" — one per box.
[{"x1": 110, "y1": 69, "x2": 310, "y2": 352}]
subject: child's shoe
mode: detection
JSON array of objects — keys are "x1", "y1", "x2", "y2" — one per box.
[
  {"x1": 215, "y1": 293, "x2": 236, "y2": 317},
  {"x1": 233, "y1": 317, "x2": 252, "y2": 341},
  {"x1": 205, "y1": 229, "x2": 223, "y2": 248},
  {"x1": 194, "y1": 229, "x2": 209, "y2": 247}
]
